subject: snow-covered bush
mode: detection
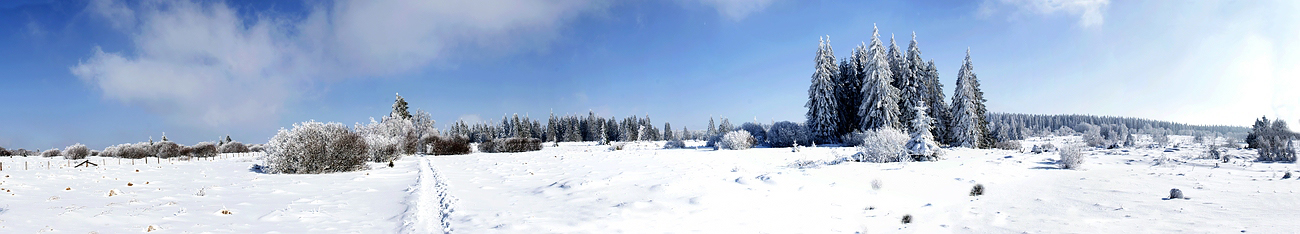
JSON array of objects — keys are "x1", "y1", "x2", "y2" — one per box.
[
  {"x1": 766, "y1": 121, "x2": 810, "y2": 147},
  {"x1": 0, "y1": 146, "x2": 8, "y2": 156},
  {"x1": 994, "y1": 140, "x2": 1021, "y2": 150},
  {"x1": 428, "y1": 136, "x2": 471, "y2": 155},
  {"x1": 840, "y1": 131, "x2": 868, "y2": 147},
  {"x1": 179, "y1": 146, "x2": 193, "y2": 157},
  {"x1": 218, "y1": 142, "x2": 249, "y2": 153},
  {"x1": 1031, "y1": 143, "x2": 1056, "y2": 154},
  {"x1": 1255, "y1": 136, "x2": 1297, "y2": 162},
  {"x1": 42, "y1": 149, "x2": 61, "y2": 157},
  {"x1": 739, "y1": 122, "x2": 767, "y2": 145},
  {"x1": 663, "y1": 140, "x2": 686, "y2": 149},
  {"x1": 155, "y1": 141, "x2": 182, "y2": 158},
  {"x1": 9, "y1": 148, "x2": 33, "y2": 156},
  {"x1": 248, "y1": 144, "x2": 265, "y2": 152},
  {"x1": 103, "y1": 142, "x2": 152, "y2": 159},
  {"x1": 477, "y1": 139, "x2": 499, "y2": 153},
  {"x1": 64, "y1": 143, "x2": 90, "y2": 160},
  {"x1": 499, "y1": 138, "x2": 543, "y2": 153},
  {"x1": 191, "y1": 142, "x2": 218, "y2": 158},
  {"x1": 265, "y1": 121, "x2": 369, "y2": 174},
  {"x1": 717, "y1": 130, "x2": 756, "y2": 150},
  {"x1": 1058, "y1": 145, "x2": 1085, "y2": 170},
  {"x1": 356, "y1": 117, "x2": 419, "y2": 162},
  {"x1": 90, "y1": 150, "x2": 100, "y2": 156},
  {"x1": 851, "y1": 128, "x2": 910, "y2": 163}
]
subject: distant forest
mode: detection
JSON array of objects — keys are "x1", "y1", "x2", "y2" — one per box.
[{"x1": 986, "y1": 113, "x2": 1250, "y2": 142}]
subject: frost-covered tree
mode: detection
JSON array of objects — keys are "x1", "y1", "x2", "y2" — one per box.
[
  {"x1": 265, "y1": 121, "x2": 369, "y2": 174},
  {"x1": 806, "y1": 36, "x2": 840, "y2": 143},
  {"x1": 664, "y1": 122, "x2": 674, "y2": 140},
  {"x1": 950, "y1": 49, "x2": 992, "y2": 148},
  {"x1": 838, "y1": 43, "x2": 867, "y2": 136},
  {"x1": 905, "y1": 106, "x2": 940, "y2": 161},
  {"x1": 64, "y1": 143, "x2": 90, "y2": 160},
  {"x1": 767, "y1": 121, "x2": 810, "y2": 147},
  {"x1": 707, "y1": 117, "x2": 717, "y2": 137},
  {"x1": 547, "y1": 111, "x2": 559, "y2": 143},
  {"x1": 356, "y1": 116, "x2": 418, "y2": 162},
  {"x1": 897, "y1": 33, "x2": 928, "y2": 131},
  {"x1": 391, "y1": 93, "x2": 412, "y2": 120},
  {"x1": 923, "y1": 60, "x2": 950, "y2": 144},
  {"x1": 859, "y1": 25, "x2": 901, "y2": 131},
  {"x1": 719, "y1": 118, "x2": 734, "y2": 134}
]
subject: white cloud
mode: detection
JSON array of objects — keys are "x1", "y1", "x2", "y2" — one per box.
[
  {"x1": 72, "y1": 0, "x2": 609, "y2": 130},
  {"x1": 978, "y1": 0, "x2": 1109, "y2": 27},
  {"x1": 685, "y1": 0, "x2": 777, "y2": 21}
]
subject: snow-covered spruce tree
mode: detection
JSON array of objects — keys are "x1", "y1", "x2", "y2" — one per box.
[
  {"x1": 838, "y1": 44, "x2": 866, "y2": 137},
  {"x1": 664, "y1": 122, "x2": 674, "y2": 140},
  {"x1": 566, "y1": 120, "x2": 582, "y2": 142},
  {"x1": 547, "y1": 111, "x2": 559, "y2": 143},
  {"x1": 950, "y1": 49, "x2": 991, "y2": 148},
  {"x1": 719, "y1": 118, "x2": 734, "y2": 134},
  {"x1": 64, "y1": 143, "x2": 90, "y2": 160},
  {"x1": 265, "y1": 121, "x2": 369, "y2": 174},
  {"x1": 923, "y1": 60, "x2": 950, "y2": 144},
  {"x1": 391, "y1": 93, "x2": 412, "y2": 120},
  {"x1": 897, "y1": 33, "x2": 929, "y2": 132},
  {"x1": 767, "y1": 121, "x2": 811, "y2": 147},
  {"x1": 859, "y1": 25, "x2": 902, "y2": 131},
  {"x1": 905, "y1": 106, "x2": 940, "y2": 161},
  {"x1": 807, "y1": 36, "x2": 840, "y2": 143},
  {"x1": 707, "y1": 117, "x2": 717, "y2": 137}
]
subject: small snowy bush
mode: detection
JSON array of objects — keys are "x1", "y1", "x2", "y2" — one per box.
[
  {"x1": 1058, "y1": 145, "x2": 1085, "y2": 170},
  {"x1": 0, "y1": 146, "x2": 8, "y2": 156},
  {"x1": 994, "y1": 140, "x2": 1021, "y2": 150},
  {"x1": 663, "y1": 140, "x2": 686, "y2": 149},
  {"x1": 1031, "y1": 143, "x2": 1056, "y2": 154},
  {"x1": 852, "y1": 128, "x2": 910, "y2": 163},
  {"x1": 265, "y1": 121, "x2": 369, "y2": 174},
  {"x1": 64, "y1": 143, "x2": 90, "y2": 160},
  {"x1": 766, "y1": 121, "x2": 810, "y2": 147},
  {"x1": 717, "y1": 130, "x2": 756, "y2": 150},
  {"x1": 218, "y1": 142, "x2": 249, "y2": 153},
  {"x1": 42, "y1": 149, "x2": 61, "y2": 157},
  {"x1": 191, "y1": 142, "x2": 218, "y2": 158},
  {"x1": 429, "y1": 136, "x2": 471, "y2": 155},
  {"x1": 477, "y1": 139, "x2": 500, "y2": 153},
  {"x1": 155, "y1": 141, "x2": 182, "y2": 158},
  {"x1": 498, "y1": 138, "x2": 542, "y2": 153},
  {"x1": 90, "y1": 150, "x2": 100, "y2": 156}
]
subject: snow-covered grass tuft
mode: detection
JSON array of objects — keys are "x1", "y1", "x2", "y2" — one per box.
[
  {"x1": 265, "y1": 120, "x2": 369, "y2": 174},
  {"x1": 717, "y1": 130, "x2": 755, "y2": 150},
  {"x1": 63, "y1": 143, "x2": 90, "y2": 159},
  {"x1": 851, "y1": 128, "x2": 909, "y2": 163},
  {"x1": 1058, "y1": 145, "x2": 1085, "y2": 170}
]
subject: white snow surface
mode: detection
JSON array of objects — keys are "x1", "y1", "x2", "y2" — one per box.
[{"x1": 2, "y1": 136, "x2": 1298, "y2": 233}]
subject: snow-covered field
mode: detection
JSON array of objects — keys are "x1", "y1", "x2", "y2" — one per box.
[{"x1": 2, "y1": 136, "x2": 1297, "y2": 233}]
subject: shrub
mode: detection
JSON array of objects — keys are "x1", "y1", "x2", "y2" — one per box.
[
  {"x1": 970, "y1": 184, "x2": 985, "y2": 196},
  {"x1": 265, "y1": 121, "x2": 369, "y2": 174},
  {"x1": 1058, "y1": 145, "x2": 1085, "y2": 170},
  {"x1": 767, "y1": 121, "x2": 810, "y2": 147},
  {"x1": 178, "y1": 146, "x2": 193, "y2": 157},
  {"x1": 663, "y1": 140, "x2": 686, "y2": 149},
  {"x1": 64, "y1": 143, "x2": 90, "y2": 160},
  {"x1": 608, "y1": 142, "x2": 625, "y2": 151},
  {"x1": 90, "y1": 150, "x2": 100, "y2": 156},
  {"x1": 429, "y1": 136, "x2": 471, "y2": 155},
  {"x1": 155, "y1": 141, "x2": 182, "y2": 158},
  {"x1": 249, "y1": 144, "x2": 266, "y2": 152},
  {"x1": 1031, "y1": 143, "x2": 1056, "y2": 154},
  {"x1": 1169, "y1": 188, "x2": 1184, "y2": 199},
  {"x1": 851, "y1": 128, "x2": 910, "y2": 163},
  {"x1": 10, "y1": 148, "x2": 33, "y2": 156},
  {"x1": 356, "y1": 116, "x2": 420, "y2": 161},
  {"x1": 419, "y1": 134, "x2": 438, "y2": 154},
  {"x1": 717, "y1": 130, "x2": 755, "y2": 150},
  {"x1": 42, "y1": 149, "x2": 62, "y2": 157},
  {"x1": 218, "y1": 142, "x2": 249, "y2": 153},
  {"x1": 0, "y1": 146, "x2": 8, "y2": 156},
  {"x1": 901, "y1": 214, "x2": 912, "y2": 224},
  {"x1": 739, "y1": 122, "x2": 767, "y2": 145},
  {"x1": 191, "y1": 142, "x2": 218, "y2": 158},
  {"x1": 499, "y1": 138, "x2": 542, "y2": 153},
  {"x1": 840, "y1": 131, "x2": 868, "y2": 147},
  {"x1": 995, "y1": 140, "x2": 1021, "y2": 151},
  {"x1": 477, "y1": 139, "x2": 499, "y2": 153},
  {"x1": 104, "y1": 143, "x2": 153, "y2": 159}
]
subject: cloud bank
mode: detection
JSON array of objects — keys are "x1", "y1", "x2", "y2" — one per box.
[{"x1": 978, "y1": 0, "x2": 1109, "y2": 27}]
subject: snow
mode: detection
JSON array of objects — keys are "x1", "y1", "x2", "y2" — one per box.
[{"x1": 2, "y1": 136, "x2": 1297, "y2": 233}]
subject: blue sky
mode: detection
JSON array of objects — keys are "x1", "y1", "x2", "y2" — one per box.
[{"x1": 2, "y1": 0, "x2": 1298, "y2": 150}]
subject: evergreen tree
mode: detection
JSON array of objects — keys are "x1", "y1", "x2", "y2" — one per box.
[
  {"x1": 950, "y1": 49, "x2": 992, "y2": 148},
  {"x1": 806, "y1": 36, "x2": 840, "y2": 143},
  {"x1": 720, "y1": 118, "x2": 734, "y2": 133},
  {"x1": 923, "y1": 60, "x2": 951, "y2": 144},
  {"x1": 897, "y1": 33, "x2": 928, "y2": 132},
  {"x1": 838, "y1": 43, "x2": 867, "y2": 137},
  {"x1": 391, "y1": 93, "x2": 412, "y2": 119},
  {"x1": 664, "y1": 122, "x2": 674, "y2": 140},
  {"x1": 547, "y1": 111, "x2": 559, "y2": 142},
  {"x1": 859, "y1": 25, "x2": 902, "y2": 131},
  {"x1": 224, "y1": 135, "x2": 232, "y2": 143},
  {"x1": 707, "y1": 117, "x2": 717, "y2": 136}
]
